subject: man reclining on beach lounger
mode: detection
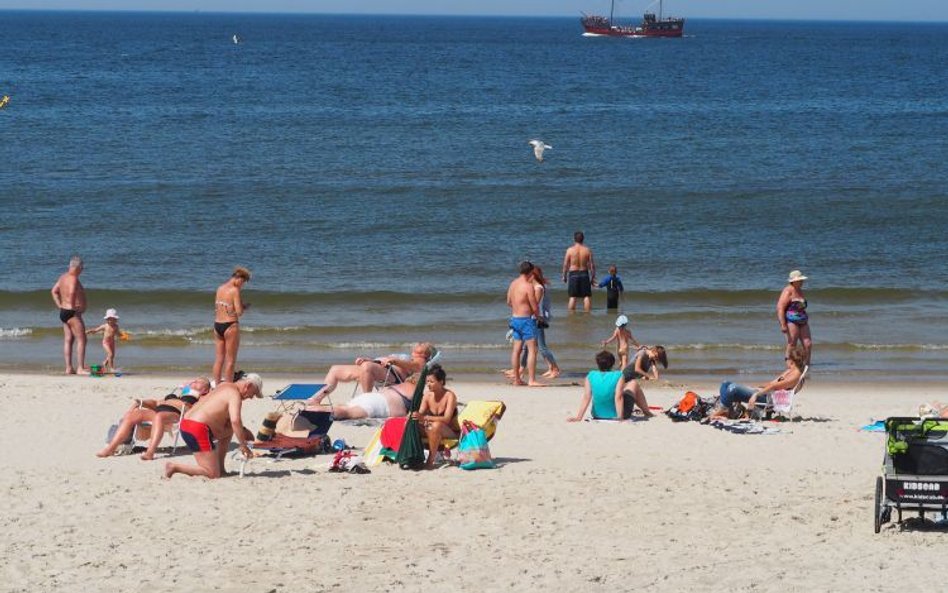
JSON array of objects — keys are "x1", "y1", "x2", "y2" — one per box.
[
  {"x1": 306, "y1": 342, "x2": 437, "y2": 405},
  {"x1": 164, "y1": 374, "x2": 262, "y2": 479},
  {"x1": 307, "y1": 381, "x2": 417, "y2": 420},
  {"x1": 97, "y1": 377, "x2": 211, "y2": 460}
]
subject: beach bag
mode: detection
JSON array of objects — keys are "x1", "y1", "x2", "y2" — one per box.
[{"x1": 457, "y1": 420, "x2": 495, "y2": 470}]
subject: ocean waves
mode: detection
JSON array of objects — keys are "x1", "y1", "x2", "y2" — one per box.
[{"x1": 3, "y1": 286, "x2": 945, "y2": 311}]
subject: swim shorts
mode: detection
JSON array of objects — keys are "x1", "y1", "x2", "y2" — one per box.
[
  {"x1": 509, "y1": 316, "x2": 537, "y2": 341},
  {"x1": 59, "y1": 308, "x2": 76, "y2": 323},
  {"x1": 567, "y1": 271, "x2": 592, "y2": 298},
  {"x1": 179, "y1": 418, "x2": 216, "y2": 452},
  {"x1": 349, "y1": 393, "x2": 391, "y2": 418}
]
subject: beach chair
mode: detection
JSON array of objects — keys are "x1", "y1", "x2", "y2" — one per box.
[
  {"x1": 754, "y1": 365, "x2": 809, "y2": 419},
  {"x1": 128, "y1": 399, "x2": 190, "y2": 456},
  {"x1": 440, "y1": 400, "x2": 507, "y2": 450},
  {"x1": 235, "y1": 383, "x2": 333, "y2": 477}
]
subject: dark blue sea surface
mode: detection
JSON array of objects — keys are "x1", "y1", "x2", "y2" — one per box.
[{"x1": 1, "y1": 12, "x2": 946, "y2": 377}]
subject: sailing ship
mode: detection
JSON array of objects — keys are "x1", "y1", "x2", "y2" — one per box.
[{"x1": 581, "y1": 0, "x2": 684, "y2": 38}]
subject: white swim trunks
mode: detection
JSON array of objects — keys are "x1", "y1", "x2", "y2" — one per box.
[{"x1": 348, "y1": 393, "x2": 390, "y2": 418}]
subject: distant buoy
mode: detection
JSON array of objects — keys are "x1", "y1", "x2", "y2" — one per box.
[{"x1": 232, "y1": 34, "x2": 241, "y2": 45}]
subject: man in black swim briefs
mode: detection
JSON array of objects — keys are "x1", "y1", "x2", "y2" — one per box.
[{"x1": 51, "y1": 255, "x2": 89, "y2": 374}]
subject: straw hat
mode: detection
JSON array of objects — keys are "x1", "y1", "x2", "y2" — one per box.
[
  {"x1": 787, "y1": 270, "x2": 808, "y2": 283},
  {"x1": 104, "y1": 308, "x2": 119, "y2": 319}
]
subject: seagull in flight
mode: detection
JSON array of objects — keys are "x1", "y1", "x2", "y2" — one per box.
[{"x1": 529, "y1": 139, "x2": 552, "y2": 162}]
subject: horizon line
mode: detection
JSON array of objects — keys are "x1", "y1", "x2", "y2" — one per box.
[{"x1": 0, "y1": 8, "x2": 946, "y2": 25}]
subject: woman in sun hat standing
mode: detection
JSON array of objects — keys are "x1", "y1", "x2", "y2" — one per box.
[{"x1": 777, "y1": 270, "x2": 812, "y2": 364}]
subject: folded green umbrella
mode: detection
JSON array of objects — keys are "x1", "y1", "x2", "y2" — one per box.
[{"x1": 396, "y1": 364, "x2": 430, "y2": 470}]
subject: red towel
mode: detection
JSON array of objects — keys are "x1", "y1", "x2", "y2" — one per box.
[{"x1": 379, "y1": 417, "x2": 408, "y2": 452}]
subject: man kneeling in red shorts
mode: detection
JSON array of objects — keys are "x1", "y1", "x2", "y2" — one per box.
[{"x1": 164, "y1": 374, "x2": 262, "y2": 479}]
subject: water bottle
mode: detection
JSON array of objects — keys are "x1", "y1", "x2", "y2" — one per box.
[{"x1": 332, "y1": 438, "x2": 347, "y2": 451}]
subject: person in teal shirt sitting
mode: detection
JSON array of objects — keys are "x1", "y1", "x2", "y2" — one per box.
[{"x1": 567, "y1": 350, "x2": 653, "y2": 421}]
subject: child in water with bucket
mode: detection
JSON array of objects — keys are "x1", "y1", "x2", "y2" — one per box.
[
  {"x1": 87, "y1": 308, "x2": 125, "y2": 373},
  {"x1": 601, "y1": 314, "x2": 640, "y2": 370}
]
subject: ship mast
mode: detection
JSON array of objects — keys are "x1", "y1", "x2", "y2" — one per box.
[
  {"x1": 659, "y1": 0, "x2": 663, "y2": 20},
  {"x1": 609, "y1": 0, "x2": 615, "y2": 25}
]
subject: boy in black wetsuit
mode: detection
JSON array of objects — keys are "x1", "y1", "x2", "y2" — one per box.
[{"x1": 598, "y1": 265, "x2": 624, "y2": 310}]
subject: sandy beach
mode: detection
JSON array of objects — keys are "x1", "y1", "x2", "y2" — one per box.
[{"x1": 2, "y1": 371, "x2": 945, "y2": 593}]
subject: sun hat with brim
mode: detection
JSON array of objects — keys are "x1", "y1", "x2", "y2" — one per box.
[
  {"x1": 787, "y1": 270, "x2": 808, "y2": 283},
  {"x1": 104, "y1": 308, "x2": 119, "y2": 319}
]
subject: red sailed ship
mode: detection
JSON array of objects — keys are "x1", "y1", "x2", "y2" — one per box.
[{"x1": 581, "y1": 0, "x2": 684, "y2": 38}]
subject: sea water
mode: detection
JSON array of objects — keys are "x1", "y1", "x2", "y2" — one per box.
[{"x1": 1, "y1": 12, "x2": 946, "y2": 379}]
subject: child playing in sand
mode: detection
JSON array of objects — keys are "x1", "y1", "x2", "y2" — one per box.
[
  {"x1": 87, "y1": 308, "x2": 122, "y2": 372},
  {"x1": 597, "y1": 265, "x2": 624, "y2": 310},
  {"x1": 601, "y1": 314, "x2": 640, "y2": 369}
]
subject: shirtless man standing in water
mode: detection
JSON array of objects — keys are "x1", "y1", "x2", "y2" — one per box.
[
  {"x1": 562, "y1": 231, "x2": 596, "y2": 312},
  {"x1": 212, "y1": 266, "x2": 251, "y2": 386},
  {"x1": 507, "y1": 261, "x2": 543, "y2": 386},
  {"x1": 51, "y1": 256, "x2": 88, "y2": 374}
]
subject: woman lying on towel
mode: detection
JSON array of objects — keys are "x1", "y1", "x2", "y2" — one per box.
[
  {"x1": 411, "y1": 364, "x2": 460, "y2": 470},
  {"x1": 306, "y1": 342, "x2": 437, "y2": 405},
  {"x1": 310, "y1": 381, "x2": 417, "y2": 420},
  {"x1": 97, "y1": 377, "x2": 212, "y2": 460},
  {"x1": 710, "y1": 347, "x2": 806, "y2": 419},
  {"x1": 568, "y1": 350, "x2": 654, "y2": 422}
]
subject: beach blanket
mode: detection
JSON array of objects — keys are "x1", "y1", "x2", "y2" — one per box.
[{"x1": 709, "y1": 419, "x2": 782, "y2": 435}]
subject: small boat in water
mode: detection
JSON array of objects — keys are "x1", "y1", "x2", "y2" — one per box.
[{"x1": 581, "y1": 0, "x2": 684, "y2": 38}]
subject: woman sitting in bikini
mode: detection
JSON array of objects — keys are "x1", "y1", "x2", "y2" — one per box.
[
  {"x1": 411, "y1": 364, "x2": 460, "y2": 470},
  {"x1": 306, "y1": 342, "x2": 437, "y2": 405},
  {"x1": 97, "y1": 377, "x2": 212, "y2": 460}
]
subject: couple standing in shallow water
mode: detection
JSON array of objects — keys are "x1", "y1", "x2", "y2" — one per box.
[{"x1": 506, "y1": 261, "x2": 560, "y2": 386}]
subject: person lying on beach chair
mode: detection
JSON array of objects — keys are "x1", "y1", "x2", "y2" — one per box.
[
  {"x1": 97, "y1": 377, "x2": 211, "y2": 460},
  {"x1": 710, "y1": 347, "x2": 807, "y2": 420},
  {"x1": 306, "y1": 342, "x2": 437, "y2": 405},
  {"x1": 568, "y1": 351, "x2": 653, "y2": 422},
  {"x1": 307, "y1": 381, "x2": 418, "y2": 420},
  {"x1": 164, "y1": 374, "x2": 263, "y2": 479}
]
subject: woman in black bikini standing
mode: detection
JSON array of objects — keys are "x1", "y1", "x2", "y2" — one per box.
[{"x1": 213, "y1": 267, "x2": 251, "y2": 386}]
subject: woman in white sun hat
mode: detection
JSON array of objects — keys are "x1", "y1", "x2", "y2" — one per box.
[{"x1": 777, "y1": 270, "x2": 812, "y2": 364}]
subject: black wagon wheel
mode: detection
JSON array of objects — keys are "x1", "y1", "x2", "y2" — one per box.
[{"x1": 874, "y1": 476, "x2": 883, "y2": 534}]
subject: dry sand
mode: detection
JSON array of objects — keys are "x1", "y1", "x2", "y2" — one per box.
[{"x1": 1, "y1": 372, "x2": 945, "y2": 592}]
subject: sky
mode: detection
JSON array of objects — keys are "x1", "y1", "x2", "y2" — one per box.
[{"x1": 1, "y1": 0, "x2": 946, "y2": 22}]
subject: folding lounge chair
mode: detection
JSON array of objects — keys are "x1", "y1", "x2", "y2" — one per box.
[
  {"x1": 235, "y1": 383, "x2": 333, "y2": 477},
  {"x1": 440, "y1": 400, "x2": 507, "y2": 451},
  {"x1": 128, "y1": 398, "x2": 191, "y2": 456},
  {"x1": 754, "y1": 365, "x2": 809, "y2": 419}
]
